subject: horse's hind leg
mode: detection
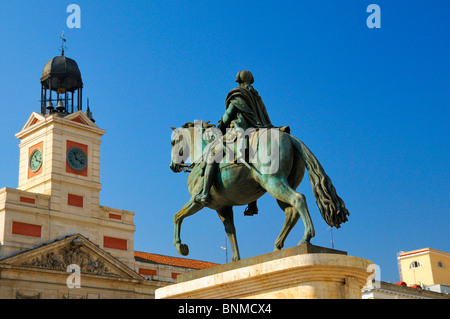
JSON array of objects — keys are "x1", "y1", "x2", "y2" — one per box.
[
  {"x1": 216, "y1": 206, "x2": 241, "y2": 261},
  {"x1": 274, "y1": 200, "x2": 299, "y2": 251},
  {"x1": 264, "y1": 178, "x2": 315, "y2": 246},
  {"x1": 173, "y1": 197, "x2": 203, "y2": 256}
]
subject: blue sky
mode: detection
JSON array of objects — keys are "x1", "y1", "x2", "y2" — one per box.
[{"x1": 0, "y1": 1, "x2": 448, "y2": 283}]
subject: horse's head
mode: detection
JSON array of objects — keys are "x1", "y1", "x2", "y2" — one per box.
[
  {"x1": 170, "y1": 121, "x2": 218, "y2": 173},
  {"x1": 170, "y1": 125, "x2": 190, "y2": 173}
]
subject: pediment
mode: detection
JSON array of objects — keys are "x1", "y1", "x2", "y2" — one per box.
[
  {"x1": 63, "y1": 110, "x2": 97, "y2": 127},
  {"x1": 17, "y1": 111, "x2": 100, "y2": 139},
  {"x1": 0, "y1": 234, "x2": 142, "y2": 280},
  {"x1": 19, "y1": 112, "x2": 46, "y2": 131}
]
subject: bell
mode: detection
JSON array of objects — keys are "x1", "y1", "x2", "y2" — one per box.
[
  {"x1": 46, "y1": 101, "x2": 54, "y2": 111},
  {"x1": 56, "y1": 100, "x2": 65, "y2": 112}
]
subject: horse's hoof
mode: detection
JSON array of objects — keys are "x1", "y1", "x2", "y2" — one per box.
[
  {"x1": 274, "y1": 240, "x2": 283, "y2": 251},
  {"x1": 298, "y1": 239, "x2": 310, "y2": 246},
  {"x1": 176, "y1": 243, "x2": 189, "y2": 256}
]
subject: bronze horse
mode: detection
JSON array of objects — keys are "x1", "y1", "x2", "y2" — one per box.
[{"x1": 170, "y1": 122, "x2": 349, "y2": 261}]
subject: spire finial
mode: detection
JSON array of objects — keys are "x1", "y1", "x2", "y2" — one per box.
[
  {"x1": 60, "y1": 31, "x2": 67, "y2": 56},
  {"x1": 85, "y1": 98, "x2": 95, "y2": 123}
]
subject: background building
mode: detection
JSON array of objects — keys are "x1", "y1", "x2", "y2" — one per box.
[
  {"x1": 398, "y1": 248, "x2": 450, "y2": 294},
  {"x1": 362, "y1": 248, "x2": 450, "y2": 299},
  {"x1": 0, "y1": 52, "x2": 217, "y2": 299}
]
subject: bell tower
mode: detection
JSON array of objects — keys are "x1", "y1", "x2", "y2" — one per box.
[{"x1": 39, "y1": 50, "x2": 84, "y2": 115}]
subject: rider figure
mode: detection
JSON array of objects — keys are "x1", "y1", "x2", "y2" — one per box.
[{"x1": 194, "y1": 70, "x2": 273, "y2": 216}]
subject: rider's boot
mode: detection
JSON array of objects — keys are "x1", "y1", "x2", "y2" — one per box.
[{"x1": 194, "y1": 163, "x2": 217, "y2": 205}]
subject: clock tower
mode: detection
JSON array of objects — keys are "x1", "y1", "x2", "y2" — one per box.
[
  {"x1": 16, "y1": 55, "x2": 105, "y2": 217},
  {"x1": 1, "y1": 53, "x2": 136, "y2": 266}
]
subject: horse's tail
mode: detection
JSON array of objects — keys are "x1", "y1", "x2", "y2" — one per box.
[{"x1": 290, "y1": 135, "x2": 349, "y2": 228}]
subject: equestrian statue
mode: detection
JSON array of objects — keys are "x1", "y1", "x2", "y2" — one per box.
[{"x1": 170, "y1": 70, "x2": 349, "y2": 261}]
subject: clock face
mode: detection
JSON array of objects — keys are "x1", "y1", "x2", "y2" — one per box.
[
  {"x1": 67, "y1": 146, "x2": 87, "y2": 171},
  {"x1": 29, "y1": 148, "x2": 43, "y2": 173}
]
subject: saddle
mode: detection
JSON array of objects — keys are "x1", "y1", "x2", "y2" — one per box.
[
  {"x1": 199, "y1": 125, "x2": 291, "y2": 173},
  {"x1": 224, "y1": 125, "x2": 290, "y2": 163}
]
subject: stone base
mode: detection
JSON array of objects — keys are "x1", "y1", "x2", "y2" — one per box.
[{"x1": 155, "y1": 244, "x2": 373, "y2": 299}]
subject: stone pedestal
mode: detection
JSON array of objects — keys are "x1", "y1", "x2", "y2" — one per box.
[{"x1": 155, "y1": 244, "x2": 373, "y2": 299}]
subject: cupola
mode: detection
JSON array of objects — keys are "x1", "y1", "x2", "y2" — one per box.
[{"x1": 40, "y1": 48, "x2": 83, "y2": 115}]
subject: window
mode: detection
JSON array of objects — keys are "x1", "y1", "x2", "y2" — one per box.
[
  {"x1": 437, "y1": 261, "x2": 445, "y2": 268},
  {"x1": 410, "y1": 261, "x2": 422, "y2": 269}
]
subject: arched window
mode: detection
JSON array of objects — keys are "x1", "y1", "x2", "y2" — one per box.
[
  {"x1": 410, "y1": 261, "x2": 422, "y2": 269},
  {"x1": 437, "y1": 261, "x2": 445, "y2": 268}
]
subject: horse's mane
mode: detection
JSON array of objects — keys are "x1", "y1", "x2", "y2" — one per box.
[{"x1": 181, "y1": 121, "x2": 216, "y2": 129}]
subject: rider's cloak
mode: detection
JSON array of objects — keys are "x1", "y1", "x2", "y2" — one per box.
[{"x1": 224, "y1": 86, "x2": 272, "y2": 130}]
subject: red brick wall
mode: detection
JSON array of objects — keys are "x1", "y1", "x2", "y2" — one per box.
[
  {"x1": 139, "y1": 268, "x2": 157, "y2": 276},
  {"x1": 103, "y1": 236, "x2": 127, "y2": 251},
  {"x1": 68, "y1": 194, "x2": 84, "y2": 207},
  {"x1": 12, "y1": 221, "x2": 41, "y2": 238},
  {"x1": 20, "y1": 197, "x2": 36, "y2": 204},
  {"x1": 109, "y1": 213, "x2": 121, "y2": 220}
]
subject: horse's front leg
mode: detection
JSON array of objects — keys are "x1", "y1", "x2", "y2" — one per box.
[
  {"x1": 174, "y1": 197, "x2": 203, "y2": 256},
  {"x1": 217, "y1": 206, "x2": 240, "y2": 261}
]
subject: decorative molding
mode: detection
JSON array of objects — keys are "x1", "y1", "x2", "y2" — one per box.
[
  {"x1": 62, "y1": 294, "x2": 87, "y2": 299},
  {"x1": 16, "y1": 291, "x2": 41, "y2": 299},
  {"x1": 1, "y1": 234, "x2": 143, "y2": 281},
  {"x1": 21, "y1": 237, "x2": 119, "y2": 277}
]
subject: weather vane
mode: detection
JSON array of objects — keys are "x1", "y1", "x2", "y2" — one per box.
[{"x1": 59, "y1": 31, "x2": 68, "y2": 56}]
